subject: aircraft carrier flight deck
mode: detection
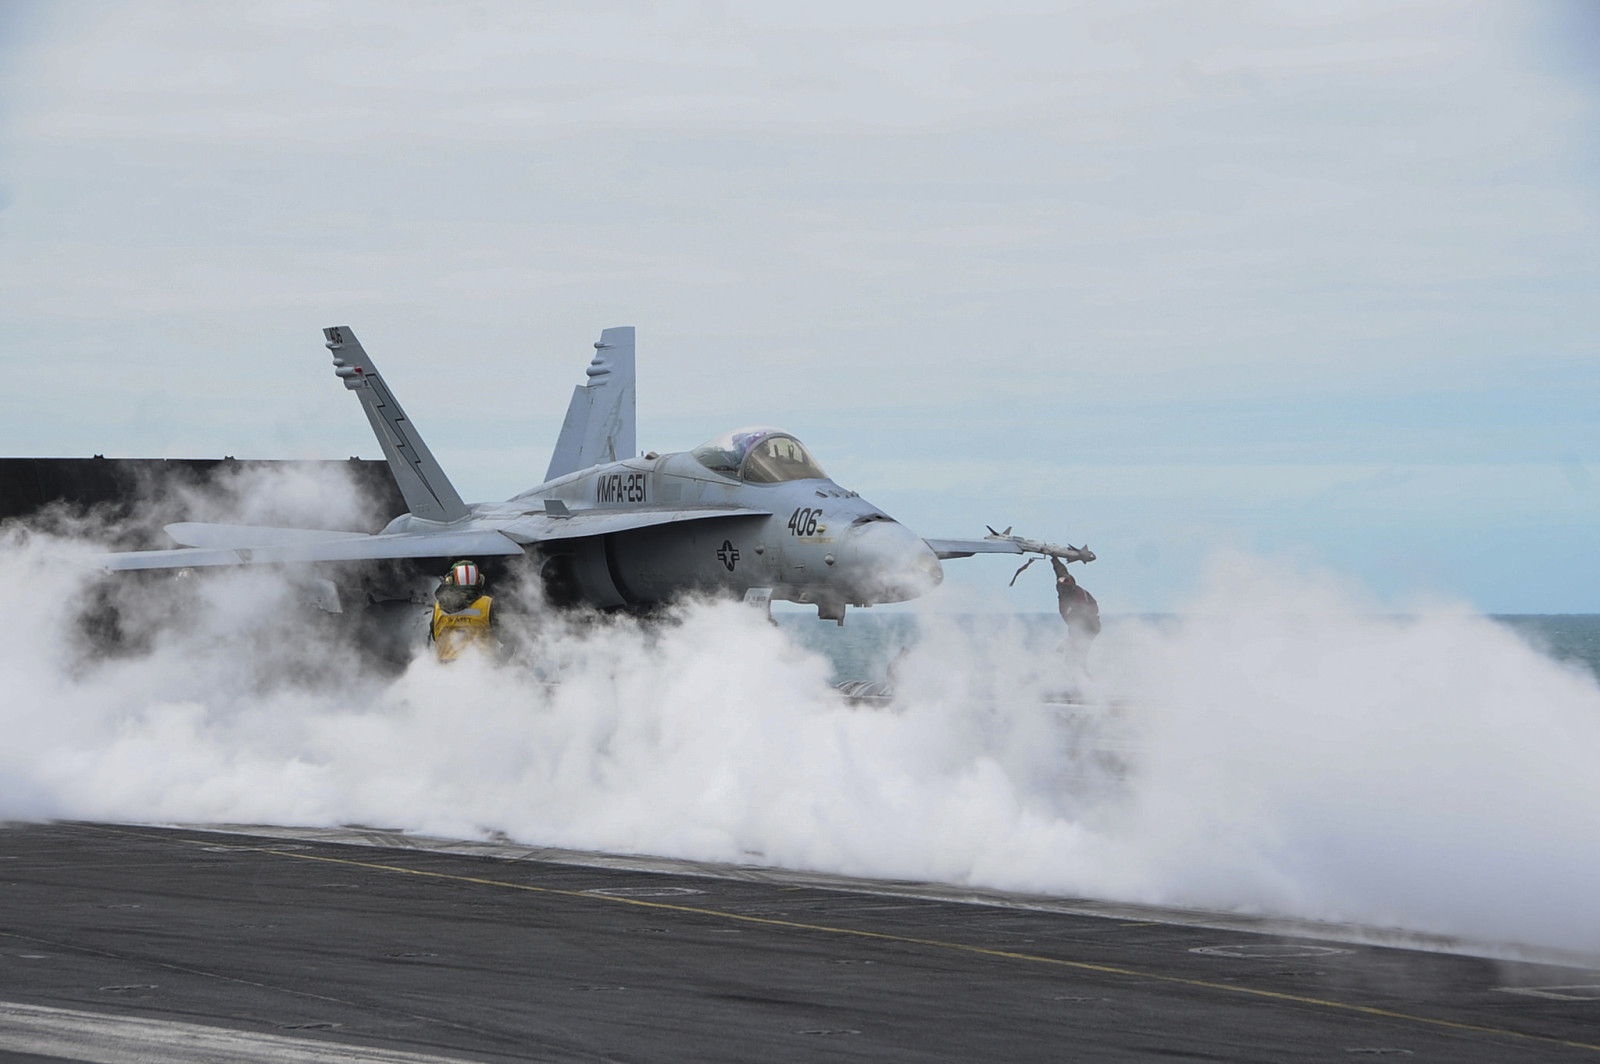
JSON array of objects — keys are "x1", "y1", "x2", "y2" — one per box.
[{"x1": 1, "y1": 821, "x2": 1598, "y2": 1062}]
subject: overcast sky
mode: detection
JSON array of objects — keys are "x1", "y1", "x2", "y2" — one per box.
[{"x1": 2, "y1": 1, "x2": 1598, "y2": 612}]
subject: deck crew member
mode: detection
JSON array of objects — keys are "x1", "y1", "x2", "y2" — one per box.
[
  {"x1": 1053, "y1": 555, "x2": 1100, "y2": 669},
  {"x1": 430, "y1": 559, "x2": 495, "y2": 662}
]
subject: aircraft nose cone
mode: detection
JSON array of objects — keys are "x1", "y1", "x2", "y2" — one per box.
[{"x1": 836, "y1": 519, "x2": 944, "y2": 604}]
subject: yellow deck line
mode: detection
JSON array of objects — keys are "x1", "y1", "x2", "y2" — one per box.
[{"x1": 181, "y1": 839, "x2": 1600, "y2": 1056}]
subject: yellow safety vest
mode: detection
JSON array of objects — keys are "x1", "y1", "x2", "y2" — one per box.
[{"x1": 431, "y1": 594, "x2": 494, "y2": 662}]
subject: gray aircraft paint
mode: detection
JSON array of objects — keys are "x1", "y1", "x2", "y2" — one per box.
[
  {"x1": 100, "y1": 326, "x2": 1080, "y2": 623},
  {"x1": 326, "y1": 326, "x2": 468, "y2": 523},
  {"x1": 544, "y1": 326, "x2": 636, "y2": 483}
]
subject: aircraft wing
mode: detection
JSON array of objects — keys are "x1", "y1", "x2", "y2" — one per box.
[
  {"x1": 99, "y1": 528, "x2": 524, "y2": 572},
  {"x1": 99, "y1": 508, "x2": 772, "y2": 572},
  {"x1": 925, "y1": 535, "x2": 1095, "y2": 563},
  {"x1": 165, "y1": 523, "x2": 370, "y2": 548},
  {"x1": 923, "y1": 538, "x2": 1027, "y2": 560}
]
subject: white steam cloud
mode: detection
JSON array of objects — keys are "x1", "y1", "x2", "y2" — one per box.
[{"x1": 4, "y1": 501, "x2": 1599, "y2": 956}]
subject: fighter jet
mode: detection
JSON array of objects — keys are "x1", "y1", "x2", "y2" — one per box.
[{"x1": 101, "y1": 326, "x2": 1092, "y2": 623}]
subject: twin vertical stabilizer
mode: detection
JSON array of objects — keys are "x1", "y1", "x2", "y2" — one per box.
[
  {"x1": 544, "y1": 326, "x2": 636, "y2": 482},
  {"x1": 323, "y1": 326, "x2": 469, "y2": 523}
]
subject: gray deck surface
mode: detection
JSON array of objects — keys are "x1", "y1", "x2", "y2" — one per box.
[{"x1": 1, "y1": 821, "x2": 1597, "y2": 1062}]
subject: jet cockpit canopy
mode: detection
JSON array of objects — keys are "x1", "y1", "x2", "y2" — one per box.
[{"x1": 691, "y1": 427, "x2": 828, "y2": 483}]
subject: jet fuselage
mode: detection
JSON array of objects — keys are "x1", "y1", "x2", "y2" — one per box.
[{"x1": 381, "y1": 446, "x2": 944, "y2": 619}]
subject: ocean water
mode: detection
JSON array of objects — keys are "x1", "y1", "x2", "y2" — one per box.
[
  {"x1": 785, "y1": 612, "x2": 1600, "y2": 687},
  {"x1": 776, "y1": 611, "x2": 925, "y2": 685},
  {"x1": 1493, "y1": 615, "x2": 1600, "y2": 683}
]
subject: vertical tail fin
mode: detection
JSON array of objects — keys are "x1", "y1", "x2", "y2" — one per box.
[
  {"x1": 323, "y1": 326, "x2": 469, "y2": 523},
  {"x1": 544, "y1": 326, "x2": 636, "y2": 481}
]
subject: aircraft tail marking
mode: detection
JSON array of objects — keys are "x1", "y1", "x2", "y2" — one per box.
[
  {"x1": 545, "y1": 326, "x2": 636, "y2": 482},
  {"x1": 323, "y1": 326, "x2": 469, "y2": 523}
]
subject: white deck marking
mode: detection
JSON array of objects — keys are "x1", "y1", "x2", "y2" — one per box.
[
  {"x1": 0, "y1": 1001, "x2": 481, "y2": 1064},
  {"x1": 1498, "y1": 985, "x2": 1600, "y2": 1001}
]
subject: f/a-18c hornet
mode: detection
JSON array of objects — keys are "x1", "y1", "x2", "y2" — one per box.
[{"x1": 101, "y1": 327, "x2": 1094, "y2": 624}]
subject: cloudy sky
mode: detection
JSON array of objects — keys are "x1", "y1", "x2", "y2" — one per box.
[{"x1": 2, "y1": 1, "x2": 1597, "y2": 612}]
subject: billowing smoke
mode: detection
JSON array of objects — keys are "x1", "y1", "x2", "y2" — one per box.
[
  {"x1": 3, "y1": 495, "x2": 1599, "y2": 957},
  {"x1": 157, "y1": 460, "x2": 386, "y2": 533},
  {"x1": 1087, "y1": 554, "x2": 1600, "y2": 949}
]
